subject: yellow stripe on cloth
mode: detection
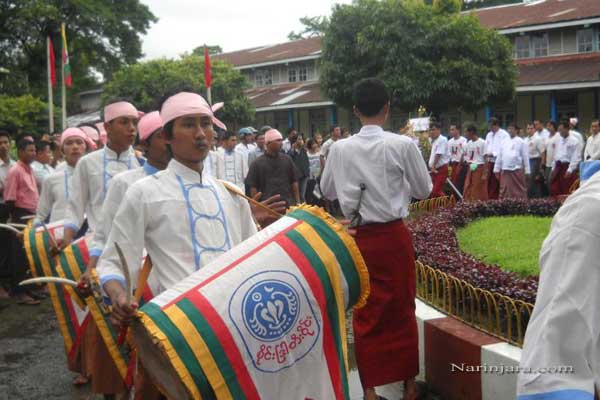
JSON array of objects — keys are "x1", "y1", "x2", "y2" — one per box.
[
  {"x1": 62, "y1": 247, "x2": 87, "y2": 310},
  {"x1": 138, "y1": 311, "x2": 203, "y2": 400},
  {"x1": 164, "y1": 304, "x2": 233, "y2": 400},
  {"x1": 34, "y1": 230, "x2": 74, "y2": 350},
  {"x1": 84, "y1": 269, "x2": 128, "y2": 380},
  {"x1": 23, "y1": 227, "x2": 37, "y2": 277},
  {"x1": 295, "y1": 222, "x2": 350, "y2": 375}
]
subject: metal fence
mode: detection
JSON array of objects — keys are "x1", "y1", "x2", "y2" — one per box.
[{"x1": 415, "y1": 261, "x2": 534, "y2": 347}]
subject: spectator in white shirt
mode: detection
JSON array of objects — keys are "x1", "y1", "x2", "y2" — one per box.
[
  {"x1": 282, "y1": 128, "x2": 297, "y2": 153},
  {"x1": 533, "y1": 119, "x2": 550, "y2": 141},
  {"x1": 584, "y1": 119, "x2": 600, "y2": 161},
  {"x1": 320, "y1": 125, "x2": 341, "y2": 169},
  {"x1": 542, "y1": 121, "x2": 560, "y2": 197},
  {"x1": 551, "y1": 120, "x2": 581, "y2": 196},
  {"x1": 234, "y1": 127, "x2": 257, "y2": 163},
  {"x1": 569, "y1": 117, "x2": 585, "y2": 157},
  {"x1": 463, "y1": 125, "x2": 488, "y2": 201},
  {"x1": 428, "y1": 122, "x2": 450, "y2": 198},
  {"x1": 494, "y1": 123, "x2": 530, "y2": 200},
  {"x1": 447, "y1": 124, "x2": 468, "y2": 195},
  {"x1": 31, "y1": 140, "x2": 54, "y2": 191},
  {"x1": 216, "y1": 130, "x2": 248, "y2": 190},
  {"x1": 524, "y1": 122, "x2": 546, "y2": 198},
  {"x1": 484, "y1": 117, "x2": 510, "y2": 199}
]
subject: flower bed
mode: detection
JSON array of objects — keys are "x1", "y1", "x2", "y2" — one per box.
[{"x1": 409, "y1": 199, "x2": 561, "y2": 304}]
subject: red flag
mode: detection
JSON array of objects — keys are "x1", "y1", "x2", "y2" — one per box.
[
  {"x1": 48, "y1": 36, "x2": 56, "y2": 87},
  {"x1": 204, "y1": 45, "x2": 211, "y2": 88}
]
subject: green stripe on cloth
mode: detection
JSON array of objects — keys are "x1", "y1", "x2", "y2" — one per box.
[
  {"x1": 28, "y1": 230, "x2": 44, "y2": 277},
  {"x1": 288, "y1": 209, "x2": 361, "y2": 307},
  {"x1": 285, "y1": 229, "x2": 349, "y2": 400},
  {"x1": 56, "y1": 282, "x2": 77, "y2": 342},
  {"x1": 71, "y1": 246, "x2": 87, "y2": 278},
  {"x1": 58, "y1": 251, "x2": 76, "y2": 281},
  {"x1": 143, "y1": 303, "x2": 216, "y2": 400},
  {"x1": 177, "y1": 298, "x2": 245, "y2": 399},
  {"x1": 40, "y1": 232, "x2": 56, "y2": 273}
]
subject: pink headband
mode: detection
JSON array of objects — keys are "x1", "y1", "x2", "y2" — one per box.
[
  {"x1": 61, "y1": 127, "x2": 94, "y2": 149},
  {"x1": 80, "y1": 125, "x2": 99, "y2": 141},
  {"x1": 160, "y1": 92, "x2": 227, "y2": 130},
  {"x1": 95, "y1": 122, "x2": 108, "y2": 145},
  {"x1": 104, "y1": 101, "x2": 138, "y2": 122},
  {"x1": 265, "y1": 128, "x2": 283, "y2": 143},
  {"x1": 138, "y1": 111, "x2": 163, "y2": 141}
]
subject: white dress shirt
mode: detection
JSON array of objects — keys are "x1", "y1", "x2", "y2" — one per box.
[
  {"x1": 320, "y1": 125, "x2": 432, "y2": 223},
  {"x1": 97, "y1": 158, "x2": 257, "y2": 294},
  {"x1": 465, "y1": 138, "x2": 486, "y2": 164},
  {"x1": 494, "y1": 136, "x2": 530, "y2": 174},
  {"x1": 536, "y1": 128, "x2": 550, "y2": 141},
  {"x1": 544, "y1": 133, "x2": 560, "y2": 168},
  {"x1": 235, "y1": 142, "x2": 257, "y2": 164},
  {"x1": 429, "y1": 135, "x2": 450, "y2": 169},
  {"x1": 64, "y1": 146, "x2": 139, "y2": 233},
  {"x1": 584, "y1": 133, "x2": 600, "y2": 161},
  {"x1": 216, "y1": 147, "x2": 248, "y2": 190},
  {"x1": 320, "y1": 138, "x2": 337, "y2": 161},
  {"x1": 485, "y1": 128, "x2": 510, "y2": 160},
  {"x1": 0, "y1": 157, "x2": 16, "y2": 204},
  {"x1": 34, "y1": 165, "x2": 74, "y2": 225},
  {"x1": 570, "y1": 130, "x2": 585, "y2": 156},
  {"x1": 448, "y1": 136, "x2": 468, "y2": 163},
  {"x1": 554, "y1": 135, "x2": 581, "y2": 174},
  {"x1": 517, "y1": 172, "x2": 600, "y2": 399},
  {"x1": 89, "y1": 162, "x2": 160, "y2": 257},
  {"x1": 31, "y1": 161, "x2": 54, "y2": 191},
  {"x1": 525, "y1": 132, "x2": 545, "y2": 159}
]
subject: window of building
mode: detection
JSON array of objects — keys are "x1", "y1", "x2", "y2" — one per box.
[
  {"x1": 298, "y1": 65, "x2": 307, "y2": 81},
  {"x1": 255, "y1": 71, "x2": 263, "y2": 87},
  {"x1": 515, "y1": 35, "x2": 531, "y2": 59},
  {"x1": 288, "y1": 67, "x2": 297, "y2": 83},
  {"x1": 263, "y1": 69, "x2": 272, "y2": 86},
  {"x1": 577, "y1": 28, "x2": 594, "y2": 53},
  {"x1": 532, "y1": 33, "x2": 548, "y2": 57},
  {"x1": 254, "y1": 69, "x2": 272, "y2": 87},
  {"x1": 556, "y1": 92, "x2": 577, "y2": 121}
]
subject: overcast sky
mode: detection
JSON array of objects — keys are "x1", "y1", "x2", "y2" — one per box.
[{"x1": 139, "y1": 0, "x2": 352, "y2": 60}]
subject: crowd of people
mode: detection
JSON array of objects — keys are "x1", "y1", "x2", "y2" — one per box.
[
  {"x1": 1, "y1": 79, "x2": 599, "y2": 399},
  {"x1": 423, "y1": 116, "x2": 598, "y2": 202}
]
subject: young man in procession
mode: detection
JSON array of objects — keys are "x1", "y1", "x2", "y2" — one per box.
[
  {"x1": 484, "y1": 117, "x2": 510, "y2": 200},
  {"x1": 59, "y1": 99, "x2": 142, "y2": 398},
  {"x1": 463, "y1": 125, "x2": 488, "y2": 202},
  {"x1": 428, "y1": 122, "x2": 450, "y2": 198},
  {"x1": 541, "y1": 121, "x2": 559, "y2": 196},
  {"x1": 494, "y1": 123, "x2": 530, "y2": 200},
  {"x1": 584, "y1": 119, "x2": 600, "y2": 161},
  {"x1": 550, "y1": 119, "x2": 581, "y2": 196},
  {"x1": 4, "y1": 138, "x2": 40, "y2": 305},
  {"x1": 96, "y1": 91, "x2": 286, "y2": 394},
  {"x1": 447, "y1": 124, "x2": 468, "y2": 195},
  {"x1": 321, "y1": 78, "x2": 432, "y2": 400},
  {"x1": 524, "y1": 122, "x2": 546, "y2": 199},
  {"x1": 31, "y1": 140, "x2": 55, "y2": 191}
]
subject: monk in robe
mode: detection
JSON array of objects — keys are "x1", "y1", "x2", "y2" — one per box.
[{"x1": 321, "y1": 78, "x2": 432, "y2": 400}]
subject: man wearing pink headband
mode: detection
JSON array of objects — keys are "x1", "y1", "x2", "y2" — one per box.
[
  {"x1": 96, "y1": 90, "x2": 286, "y2": 338},
  {"x1": 57, "y1": 99, "x2": 140, "y2": 398}
]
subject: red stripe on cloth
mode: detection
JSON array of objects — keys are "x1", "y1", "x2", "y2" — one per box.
[
  {"x1": 185, "y1": 290, "x2": 261, "y2": 400},
  {"x1": 274, "y1": 235, "x2": 344, "y2": 400},
  {"x1": 141, "y1": 284, "x2": 154, "y2": 303},
  {"x1": 68, "y1": 313, "x2": 91, "y2": 362},
  {"x1": 77, "y1": 240, "x2": 90, "y2": 265},
  {"x1": 64, "y1": 289, "x2": 81, "y2": 331},
  {"x1": 164, "y1": 220, "x2": 302, "y2": 308}
]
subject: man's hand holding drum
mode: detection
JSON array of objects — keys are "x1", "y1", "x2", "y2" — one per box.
[{"x1": 104, "y1": 280, "x2": 138, "y2": 328}]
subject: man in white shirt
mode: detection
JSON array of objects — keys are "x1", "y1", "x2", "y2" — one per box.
[
  {"x1": 550, "y1": 119, "x2": 581, "y2": 196},
  {"x1": 533, "y1": 119, "x2": 550, "y2": 141},
  {"x1": 524, "y1": 122, "x2": 545, "y2": 198},
  {"x1": 247, "y1": 129, "x2": 266, "y2": 167},
  {"x1": 58, "y1": 99, "x2": 141, "y2": 398},
  {"x1": 569, "y1": 117, "x2": 585, "y2": 157},
  {"x1": 428, "y1": 122, "x2": 450, "y2": 198},
  {"x1": 321, "y1": 78, "x2": 431, "y2": 400},
  {"x1": 494, "y1": 123, "x2": 530, "y2": 199},
  {"x1": 584, "y1": 119, "x2": 600, "y2": 161},
  {"x1": 234, "y1": 127, "x2": 257, "y2": 163},
  {"x1": 448, "y1": 124, "x2": 468, "y2": 195},
  {"x1": 216, "y1": 130, "x2": 247, "y2": 190},
  {"x1": 320, "y1": 125, "x2": 341, "y2": 169},
  {"x1": 34, "y1": 128, "x2": 91, "y2": 226},
  {"x1": 542, "y1": 121, "x2": 560, "y2": 197},
  {"x1": 31, "y1": 140, "x2": 55, "y2": 191},
  {"x1": 484, "y1": 117, "x2": 510, "y2": 199},
  {"x1": 282, "y1": 127, "x2": 297, "y2": 153},
  {"x1": 517, "y1": 171, "x2": 600, "y2": 400},
  {"x1": 463, "y1": 125, "x2": 488, "y2": 201}
]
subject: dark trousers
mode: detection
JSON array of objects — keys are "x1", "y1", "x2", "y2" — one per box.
[
  {"x1": 0, "y1": 204, "x2": 10, "y2": 281},
  {"x1": 527, "y1": 158, "x2": 544, "y2": 198},
  {"x1": 8, "y1": 207, "x2": 35, "y2": 294}
]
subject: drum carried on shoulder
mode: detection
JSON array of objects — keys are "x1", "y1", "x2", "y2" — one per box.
[{"x1": 131, "y1": 205, "x2": 370, "y2": 400}]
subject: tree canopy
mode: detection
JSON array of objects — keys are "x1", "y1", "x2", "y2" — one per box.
[
  {"x1": 319, "y1": 0, "x2": 516, "y2": 115},
  {"x1": 287, "y1": 16, "x2": 329, "y2": 40},
  {"x1": 0, "y1": 95, "x2": 50, "y2": 137},
  {"x1": 102, "y1": 57, "x2": 255, "y2": 127},
  {"x1": 0, "y1": 1, "x2": 156, "y2": 104}
]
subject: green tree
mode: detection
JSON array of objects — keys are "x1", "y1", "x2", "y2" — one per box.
[
  {"x1": 288, "y1": 16, "x2": 329, "y2": 40},
  {"x1": 191, "y1": 45, "x2": 224, "y2": 56},
  {"x1": 102, "y1": 57, "x2": 255, "y2": 127},
  {"x1": 0, "y1": 95, "x2": 50, "y2": 137},
  {"x1": 320, "y1": 0, "x2": 516, "y2": 116},
  {"x1": 0, "y1": 1, "x2": 156, "y2": 111}
]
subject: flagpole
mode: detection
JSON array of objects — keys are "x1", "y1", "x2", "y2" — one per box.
[
  {"x1": 61, "y1": 52, "x2": 66, "y2": 130},
  {"x1": 47, "y1": 37, "x2": 54, "y2": 133},
  {"x1": 207, "y1": 86, "x2": 212, "y2": 106}
]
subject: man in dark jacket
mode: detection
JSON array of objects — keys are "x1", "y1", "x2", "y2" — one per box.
[{"x1": 287, "y1": 134, "x2": 309, "y2": 202}]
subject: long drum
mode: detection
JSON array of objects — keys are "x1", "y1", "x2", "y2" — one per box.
[{"x1": 132, "y1": 205, "x2": 370, "y2": 400}]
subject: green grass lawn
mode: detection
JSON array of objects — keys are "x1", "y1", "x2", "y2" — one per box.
[{"x1": 456, "y1": 216, "x2": 552, "y2": 277}]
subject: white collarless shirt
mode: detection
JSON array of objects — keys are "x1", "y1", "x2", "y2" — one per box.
[
  {"x1": 465, "y1": 138, "x2": 486, "y2": 164},
  {"x1": 554, "y1": 135, "x2": 581, "y2": 174},
  {"x1": 34, "y1": 164, "x2": 74, "y2": 225},
  {"x1": 216, "y1": 148, "x2": 248, "y2": 190},
  {"x1": 525, "y1": 132, "x2": 546, "y2": 159},
  {"x1": 494, "y1": 136, "x2": 530, "y2": 173},
  {"x1": 429, "y1": 135, "x2": 450, "y2": 169},
  {"x1": 97, "y1": 158, "x2": 257, "y2": 294},
  {"x1": 448, "y1": 136, "x2": 467, "y2": 163},
  {"x1": 64, "y1": 146, "x2": 139, "y2": 233},
  {"x1": 485, "y1": 129, "x2": 510, "y2": 160},
  {"x1": 320, "y1": 125, "x2": 432, "y2": 223}
]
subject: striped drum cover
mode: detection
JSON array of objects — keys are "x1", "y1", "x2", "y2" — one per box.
[{"x1": 132, "y1": 205, "x2": 370, "y2": 400}]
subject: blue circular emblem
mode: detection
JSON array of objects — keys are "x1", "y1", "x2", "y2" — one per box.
[{"x1": 242, "y1": 279, "x2": 300, "y2": 342}]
